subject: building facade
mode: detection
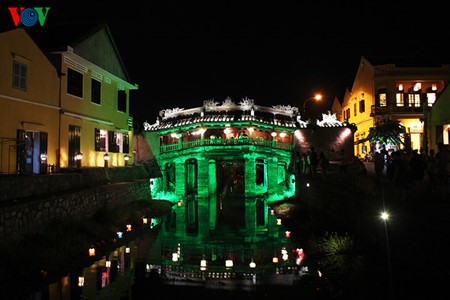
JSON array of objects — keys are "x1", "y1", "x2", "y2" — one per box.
[
  {"x1": 336, "y1": 56, "x2": 450, "y2": 156},
  {"x1": 0, "y1": 24, "x2": 137, "y2": 174}
]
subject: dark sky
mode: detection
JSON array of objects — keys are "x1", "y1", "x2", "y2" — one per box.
[{"x1": 2, "y1": 1, "x2": 450, "y2": 127}]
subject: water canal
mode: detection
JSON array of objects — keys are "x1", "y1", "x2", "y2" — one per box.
[{"x1": 15, "y1": 196, "x2": 328, "y2": 300}]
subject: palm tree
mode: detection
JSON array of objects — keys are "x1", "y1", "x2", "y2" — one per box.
[{"x1": 365, "y1": 119, "x2": 405, "y2": 146}]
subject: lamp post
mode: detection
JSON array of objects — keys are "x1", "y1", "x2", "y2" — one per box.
[
  {"x1": 75, "y1": 152, "x2": 83, "y2": 168},
  {"x1": 103, "y1": 153, "x2": 110, "y2": 168},
  {"x1": 302, "y1": 94, "x2": 323, "y2": 117},
  {"x1": 380, "y1": 210, "x2": 393, "y2": 298}
]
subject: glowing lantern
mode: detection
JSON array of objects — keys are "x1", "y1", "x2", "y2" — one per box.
[
  {"x1": 106, "y1": 261, "x2": 111, "y2": 268},
  {"x1": 225, "y1": 259, "x2": 233, "y2": 268},
  {"x1": 142, "y1": 217, "x2": 148, "y2": 224},
  {"x1": 78, "y1": 276, "x2": 85, "y2": 287},
  {"x1": 272, "y1": 256, "x2": 279, "y2": 263},
  {"x1": 117, "y1": 231, "x2": 123, "y2": 238},
  {"x1": 172, "y1": 253, "x2": 179, "y2": 262},
  {"x1": 271, "y1": 131, "x2": 277, "y2": 137},
  {"x1": 285, "y1": 231, "x2": 291, "y2": 238},
  {"x1": 277, "y1": 218, "x2": 282, "y2": 225},
  {"x1": 124, "y1": 154, "x2": 130, "y2": 166},
  {"x1": 200, "y1": 259, "x2": 207, "y2": 268},
  {"x1": 249, "y1": 260, "x2": 256, "y2": 268},
  {"x1": 126, "y1": 224, "x2": 132, "y2": 232},
  {"x1": 89, "y1": 246, "x2": 95, "y2": 257},
  {"x1": 125, "y1": 247, "x2": 130, "y2": 253},
  {"x1": 279, "y1": 132, "x2": 287, "y2": 138}
]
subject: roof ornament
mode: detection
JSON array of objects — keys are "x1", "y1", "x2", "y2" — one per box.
[
  {"x1": 161, "y1": 107, "x2": 185, "y2": 118},
  {"x1": 272, "y1": 105, "x2": 299, "y2": 116},
  {"x1": 203, "y1": 99, "x2": 219, "y2": 109},
  {"x1": 222, "y1": 97, "x2": 236, "y2": 108},
  {"x1": 316, "y1": 111, "x2": 343, "y2": 126},
  {"x1": 239, "y1": 97, "x2": 254, "y2": 110}
]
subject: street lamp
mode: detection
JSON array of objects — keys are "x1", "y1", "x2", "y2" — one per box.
[
  {"x1": 302, "y1": 93, "x2": 323, "y2": 115},
  {"x1": 380, "y1": 210, "x2": 393, "y2": 298}
]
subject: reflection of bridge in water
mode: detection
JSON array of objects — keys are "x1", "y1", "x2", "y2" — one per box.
[{"x1": 134, "y1": 196, "x2": 324, "y2": 295}]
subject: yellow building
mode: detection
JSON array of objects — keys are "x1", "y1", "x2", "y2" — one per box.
[
  {"x1": 335, "y1": 56, "x2": 450, "y2": 156},
  {"x1": 0, "y1": 24, "x2": 137, "y2": 174}
]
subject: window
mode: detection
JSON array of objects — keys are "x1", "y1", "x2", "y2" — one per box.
[
  {"x1": 396, "y1": 93, "x2": 404, "y2": 107},
  {"x1": 91, "y1": 79, "x2": 101, "y2": 104},
  {"x1": 95, "y1": 128, "x2": 108, "y2": 151},
  {"x1": 359, "y1": 100, "x2": 365, "y2": 113},
  {"x1": 346, "y1": 108, "x2": 350, "y2": 120},
  {"x1": 68, "y1": 125, "x2": 81, "y2": 167},
  {"x1": 13, "y1": 61, "x2": 27, "y2": 90},
  {"x1": 118, "y1": 90, "x2": 126, "y2": 112},
  {"x1": 408, "y1": 94, "x2": 421, "y2": 107},
  {"x1": 67, "y1": 68, "x2": 83, "y2": 98},
  {"x1": 427, "y1": 92, "x2": 436, "y2": 107},
  {"x1": 123, "y1": 134, "x2": 129, "y2": 153},
  {"x1": 353, "y1": 103, "x2": 357, "y2": 116},
  {"x1": 108, "y1": 131, "x2": 120, "y2": 153},
  {"x1": 95, "y1": 129, "x2": 128, "y2": 153},
  {"x1": 379, "y1": 93, "x2": 387, "y2": 107}
]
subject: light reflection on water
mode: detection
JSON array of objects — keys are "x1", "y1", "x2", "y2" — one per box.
[{"x1": 28, "y1": 196, "x2": 326, "y2": 299}]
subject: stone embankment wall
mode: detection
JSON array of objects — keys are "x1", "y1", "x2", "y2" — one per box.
[{"x1": 0, "y1": 161, "x2": 161, "y2": 241}]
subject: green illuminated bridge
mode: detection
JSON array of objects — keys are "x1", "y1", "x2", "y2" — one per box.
[{"x1": 140, "y1": 98, "x2": 355, "y2": 289}]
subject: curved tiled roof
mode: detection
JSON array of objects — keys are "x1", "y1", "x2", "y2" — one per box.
[{"x1": 143, "y1": 99, "x2": 347, "y2": 131}]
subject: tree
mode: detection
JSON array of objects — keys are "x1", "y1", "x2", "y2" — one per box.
[{"x1": 365, "y1": 119, "x2": 405, "y2": 146}]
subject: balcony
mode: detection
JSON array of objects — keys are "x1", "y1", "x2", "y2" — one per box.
[
  {"x1": 160, "y1": 137, "x2": 293, "y2": 153},
  {"x1": 370, "y1": 105, "x2": 424, "y2": 117}
]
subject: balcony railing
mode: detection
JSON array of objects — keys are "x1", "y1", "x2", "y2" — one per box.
[
  {"x1": 160, "y1": 137, "x2": 293, "y2": 153},
  {"x1": 370, "y1": 105, "x2": 424, "y2": 116}
]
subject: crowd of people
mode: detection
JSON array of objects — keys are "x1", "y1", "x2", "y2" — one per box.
[
  {"x1": 293, "y1": 144, "x2": 449, "y2": 201},
  {"x1": 362, "y1": 144, "x2": 449, "y2": 201}
]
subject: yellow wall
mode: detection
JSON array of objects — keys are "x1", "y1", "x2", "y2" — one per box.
[
  {"x1": 0, "y1": 26, "x2": 136, "y2": 173},
  {"x1": 0, "y1": 28, "x2": 60, "y2": 173}
]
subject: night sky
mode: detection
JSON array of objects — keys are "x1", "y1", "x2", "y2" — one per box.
[{"x1": 2, "y1": 1, "x2": 449, "y2": 127}]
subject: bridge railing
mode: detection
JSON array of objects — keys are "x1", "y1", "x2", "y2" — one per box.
[{"x1": 160, "y1": 137, "x2": 293, "y2": 153}]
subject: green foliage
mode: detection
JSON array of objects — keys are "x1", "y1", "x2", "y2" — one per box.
[
  {"x1": 317, "y1": 231, "x2": 354, "y2": 256},
  {"x1": 366, "y1": 119, "x2": 405, "y2": 145}
]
